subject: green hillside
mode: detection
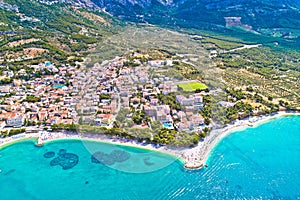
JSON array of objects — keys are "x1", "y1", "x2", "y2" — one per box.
[{"x1": 0, "y1": 0, "x2": 122, "y2": 65}]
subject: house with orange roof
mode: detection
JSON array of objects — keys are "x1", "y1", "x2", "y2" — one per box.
[
  {"x1": 6, "y1": 112, "x2": 25, "y2": 127},
  {"x1": 38, "y1": 111, "x2": 48, "y2": 121},
  {"x1": 0, "y1": 85, "x2": 10, "y2": 95},
  {"x1": 177, "y1": 119, "x2": 189, "y2": 132},
  {"x1": 101, "y1": 114, "x2": 112, "y2": 126},
  {"x1": 61, "y1": 119, "x2": 73, "y2": 124},
  {"x1": 143, "y1": 105, "x2": 156, "y2": 117},
  {"x1": 189, "y1": 115, "x2": 205, "y2": 130}
]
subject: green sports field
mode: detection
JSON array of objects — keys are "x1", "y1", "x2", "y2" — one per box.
[{"x1": 177, "y1": 82, "x2": 208, "y2": 92}]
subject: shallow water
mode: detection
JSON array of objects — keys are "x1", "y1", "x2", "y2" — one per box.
[{"x1": 0, "y1": 116, "x2": 299, "y2": 199}]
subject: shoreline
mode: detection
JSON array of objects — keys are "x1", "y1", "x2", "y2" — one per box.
[
  {"x1": 182, "y1": 111, "x2": 300, "y2": 168},
  {"x1": 0, "y1": 111, "x2": 299, "y2": 169},
  {"x1": 0, "y1": 131, "x2": 185, "y2": 164},
  {"x1": 38, "y1": 132, "x2": 184, "y2": 163},
  {"x1": 0, "y1": 133, "x2": 40, "y2": 150}
]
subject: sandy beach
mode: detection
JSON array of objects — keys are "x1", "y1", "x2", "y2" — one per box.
[
  {"x1": 36, "y1": 131, "x2": 182, "y2": 160},
  {"x1": 0, "y1": 130, "x2": 183, "y2": 163},
  {"x1": 0, "y1": 111, "x2": 299, "y2": 169},
  {"x1": 0, "y1": 133, "x2": 40, "y2": 149},
  {"x1": 182, "y1": 111, "x2": 300, "y2": 168}
]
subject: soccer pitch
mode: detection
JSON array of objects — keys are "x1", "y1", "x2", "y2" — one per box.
[{"x1": 177, "y1": 82, "x2": 208, "y2": 91}]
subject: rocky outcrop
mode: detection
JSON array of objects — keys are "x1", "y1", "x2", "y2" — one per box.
[{"x1": 37, "y1": 0, "x2": 101, "y2": 10}]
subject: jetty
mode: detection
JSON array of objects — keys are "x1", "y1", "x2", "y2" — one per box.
[{"x1": 36, "y1": 136, "x2": 44, "y2": 146}]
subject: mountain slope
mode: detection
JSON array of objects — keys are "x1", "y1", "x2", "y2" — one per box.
[
  {"x1": 89, "y1": 0, "x2": 300, "y2": 42},
  {"x1": 0, "y1": 0, "x2": 121, "y2": 64}
]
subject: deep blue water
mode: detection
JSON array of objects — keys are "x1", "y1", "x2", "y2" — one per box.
[{"x1": 0, "y1": 116, "x2": 299, "y2": 199}]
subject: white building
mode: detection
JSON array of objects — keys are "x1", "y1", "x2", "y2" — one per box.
[
  {"x1": 6, "y1": 113, "x2": 25, "y2": 127},
  {"x1": 176, "y1": 95, "x2": 194, "y2": 106},
  {"x1": 0, "y1": 120, "x2": 6, "y2": 130}
]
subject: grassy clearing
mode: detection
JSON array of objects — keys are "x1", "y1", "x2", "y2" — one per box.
[{"x1": 177, "y1": 82, "x2": 208, "y2": 91}]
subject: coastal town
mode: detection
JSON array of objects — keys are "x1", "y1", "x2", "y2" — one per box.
[
  {"x1": 1, "y1": 0, "x2": 300, "y2": 199},
  {"x1": 0, "y1": 47, "x2": 296, "y2": 142},
  {"x1": 1, "y1": 48, "x2": 297, "y2": 168},
  {"x1": 0, "y1": 50, "x2": 211, "y2": 141}
]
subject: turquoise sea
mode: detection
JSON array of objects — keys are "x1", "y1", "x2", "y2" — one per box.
[{"x1": 0, "y1": 116, "x2": 299, "y2": 199}]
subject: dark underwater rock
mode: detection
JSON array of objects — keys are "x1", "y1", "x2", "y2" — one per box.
[
  {"x1": 110, "y1": 150, "x2": 130, "y2": 162},
  {"x1": 49, "y1": 150, "x2": 79, "y2": 170},
  {"x1": 143, "y1": 157, "x2": 154, "y2": 166},
  {"x1": 91, "y1": 151, "x2": 115, "y2": 166},
  {"x1": 58, "y1": 149, "x2": 67, "y2": 156},
  {"x1": 91, "y1": 150, "x2": 131, "y2": 166},
  {"x1": 43, "y1": 151, "x2": 55, "y2": 158}
]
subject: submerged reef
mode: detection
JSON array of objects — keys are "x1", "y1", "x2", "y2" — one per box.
[
  {"x1": 44, "y1": 149, "x2": 79, "y2": 170},
  {"x1": 43, "y1": 151, "x2": 55, "y2": 158},
  {"x1": 91, "y1": 150, "x2": 130, "y2": 166}
]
